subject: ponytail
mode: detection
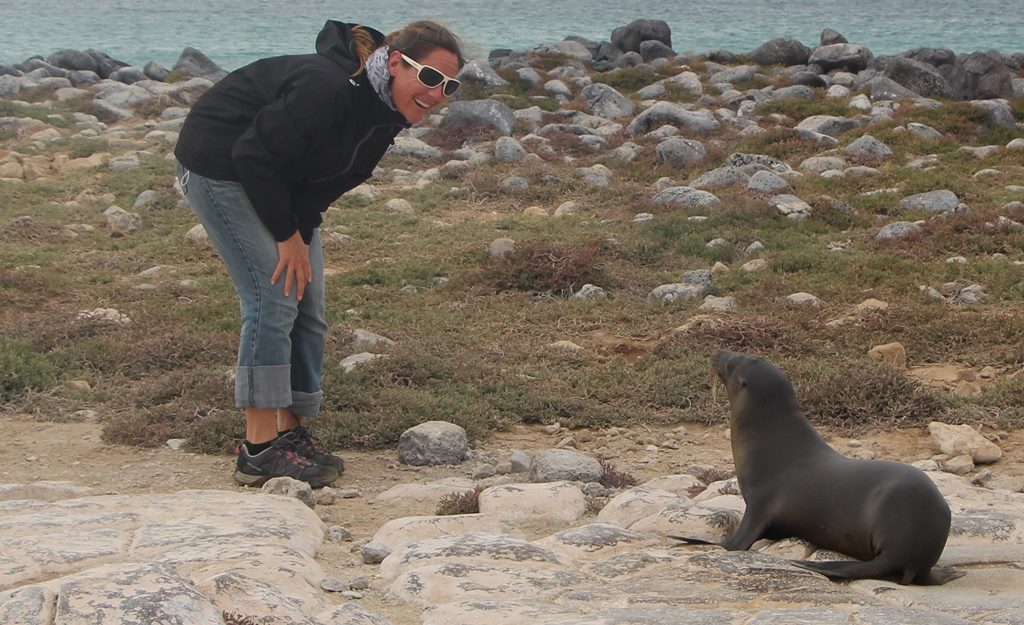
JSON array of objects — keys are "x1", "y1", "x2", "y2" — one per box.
[{"x1": 349, "y1": 25, "x2": 378, "y2": 77}]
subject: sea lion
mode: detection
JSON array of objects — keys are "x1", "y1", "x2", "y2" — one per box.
[{"x1": 714, "y1": 350, "x2": 963, "y2": 585}]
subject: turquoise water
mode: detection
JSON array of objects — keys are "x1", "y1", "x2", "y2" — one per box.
[{"x1": 1, "y1": 0, "x2": 1021, "y2": 71}]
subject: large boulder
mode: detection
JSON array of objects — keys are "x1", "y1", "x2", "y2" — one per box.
[
  {"x1": 949, "y1": 51, "x2": 1015, "y2": 100},
  {"x1": 45, "y1": 49, "x2": 99, "y2": 72},
  {"x1": 85, "y1": 48, "x2": 129, "y2": 79},
  {"x1": 879, "y1": 56, "x2": 953, "y2": 98},
  {"x1": 903, "y1": 47, "x2": 957, "y2": 70},
  {"x1": 458, "y1": 59, "x2": 510, "y2": 89},
  {"x1": 611, "y1": 19, "x2": 671, "y2": 53},
  {"x1": 749, "y1": 37, "x2": 811, "y2": 67},
  {"x1": 640, "y1": 40, "x2": 676, "y2": 63},
  {"x1": 626, "y1": 101, "x2": 720, "y2": 136},
  {"x1": 579, "y1": 83, "x2": 635, "y2": 119},
  {"x1": 441, "y1": 99, "x2": 516, "y2": 136},
  {"x1": 808, "y1": 44, "x2": 874, "y2": 73},
  {"x1": 172, "y1": 47, "x2": 227, "y2": 82}
]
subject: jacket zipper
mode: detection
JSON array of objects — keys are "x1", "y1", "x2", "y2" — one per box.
[{"x1": 310, "y1": 123, "x2": 400, "y2": 183}]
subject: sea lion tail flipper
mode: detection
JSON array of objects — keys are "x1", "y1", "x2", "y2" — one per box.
[
  {"x1": 790, "y1": 559, "x2": 894, "y2": 581},
  {"x1": 665, "y1": 531, "x2": 715, "y2": 545}
]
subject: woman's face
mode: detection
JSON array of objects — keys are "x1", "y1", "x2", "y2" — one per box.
[{"x1": 387, "y1": 48, "x2": 460, "y2": 124}]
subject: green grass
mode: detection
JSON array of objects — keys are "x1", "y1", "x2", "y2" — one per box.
[{"x1": 3, "y1": 76, "x2": 1024, "y2": 456}]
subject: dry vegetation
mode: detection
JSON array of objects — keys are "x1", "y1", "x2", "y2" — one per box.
[{"x1": 2, "y1": 57, "x2": 1024, "y2": 458}]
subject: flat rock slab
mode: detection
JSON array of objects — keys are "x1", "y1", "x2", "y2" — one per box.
[
  {"x1": 0, "y1": 489, "x2": 395, "y2": 625},
  {"x1": 3, "y1": 470, "x2": 1024, "y2": 624}
]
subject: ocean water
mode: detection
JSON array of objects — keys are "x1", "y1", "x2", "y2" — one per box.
[{"x1": 1, "y1": 0, "x2": 1021, "y2": 72}]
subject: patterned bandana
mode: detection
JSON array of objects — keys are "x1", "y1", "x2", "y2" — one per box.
[{"x1": 365, "y1": 45, "x2": 396, "y2": 111}]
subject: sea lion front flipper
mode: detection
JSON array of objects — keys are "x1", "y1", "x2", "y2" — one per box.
[
  {"x1": 718, "y1": 510, "x2": 767, "y2": 551},
  {"x1": 921, "y1": 565, "x2": 966, "y2": 585}
]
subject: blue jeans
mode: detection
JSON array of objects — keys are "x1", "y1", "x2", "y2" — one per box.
[{"x1": 176, "y1": 160, "x2": 326, "y2": 417}]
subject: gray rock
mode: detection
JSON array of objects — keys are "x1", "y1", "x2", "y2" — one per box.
[
  {"x1": 875, "y1": 221, "x2": 922, "y2": 241},
  {"x1": 262, "y1": 476, "x2": 316, "y2": 509},
  {"x1": 868, "y1": 75, "x2": 922, "y2": 99},
  {"x1": 770, "y1": 194, "x2": 813, "y2": 220},
  {"x1": 789, "y1": 71, "x2": 827, "y2": 88},
  {"x1": 640, "y1": 40, "x2": 676, "y2": 62},
  {"x1": 143, "y1": 61, "x2": 170, "y2": 81},
  {"x1": 84, "y1": 48, "x2": 129, "y2": 78},
  {"x1": 494, "y1": 136, "x2": 527, "y2": 162},
  {"x1": 488, "y1": 238, "x2": 515, "y2": 258},
  {"x1": 515, "y1": 67, "x2": 542, "y2": 90},
  {"x1": 441, "y1": 99, "x2": 516, "y2": 136},
  {"x1": 45, "y1": 49, "x2": 98, "y2": 72},
  {"x1": 809, "y1": 44, "x2": 874, "y2": 72},
  {"x1": 971, "y1": 100, "x2": 1018, "y2": 128},
  {"x1": 171, "y1": 47, "x2": 227, "y2": 82},
  {"x1": 651, "y1": 186, "x2": 722, "y2": 209},
  {"x1": 843, "y1": 134, "x2": 893, "y2": 162},
  {"x1": 104, "y1": 206, "x2": 142, "y2": 236},
  {"x1": 798, "y1": 154, "x2": 847, "y2": 174},
  {"x1": 750, "y1": 37, "x2": 811, "y2": 66},
  {"x1": 361, "y1": 541, "x2": 390, "y2": 564},
  {"x1": 611, "y1": 19, "x2": 672, "y2": 53},
  {"x1": 389, "y1": 136, "x2": 443, "y2": 159},
  {"x1": 747, "y1": 170, "x2": 792, "y2": 193},
  {"x1": 795, "y1": 115, "x2": 860, "y2": 138},
  {"x1": 949, "y1": 51, "x2": 1015, "y2": 100},
  {"x1": 820, "y1": 28, "x2": 848, "y2": 46},
  {"x1": 900, "y1": 189, "x2": 960, "y2": 213},
  {"x1": 499, "y1": 175, "x2": 529, "y2": 192},
  {"x1": 579, "y1": 83, "x2": 635, "y2": 119},
  {"x1": 879, "y1": 56, "x2": 953, "y2": 98},
  {"x1": 724, "y1": 152, "x2": 791, "y2": 174},
  {"x1": 626, "y1": 101, "x2": 720, "y2": 136},
  {"x1": 350, "y1": 329, "x2": 396, "y2": 353},
  {"x1": 398, "y1": 421, "x2": 469, "y2": 466},
  {"x1": 648, "y1": 283, "x2": 713, "y2": 303},
  {"x1": 655, "y1": 137, "x2": 707, "y2": 168},
  {"x1": 529, "y1": 448, "x2": 604, "y2": 483},
  {"x1": 906, "y1": 122, "x2": 943, "y2": 140},
  {"x1": 459, "y1": 60, "x2": 511, "y2": 89},
  {"x1": 690, "y1": 166, "x2": 750, "y2": 190},
  {"x1": 109, "y1": 66, "x2": 147, "y2": 84},
  {"x1": 956, "y1": 283, "x2": 990, "y2": 305},
  {"x1": 710, "y1": 65, "x2": 757, "y2": 84}
]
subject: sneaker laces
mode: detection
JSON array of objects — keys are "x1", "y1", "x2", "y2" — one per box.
[
  {"x1": 291, "y1": 425, "x2": 329, "y2": 454},
  {"x1": 271, "y1": 435, "x2": 315, "y2": 467}
]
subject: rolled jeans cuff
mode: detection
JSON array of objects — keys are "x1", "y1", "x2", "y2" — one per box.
[
  {"x1": 235, "y1": 365, "x2": 292, "y2": 408},
  {"x1": 289, "y1": 390, "x2": 323, "y2": 419}
]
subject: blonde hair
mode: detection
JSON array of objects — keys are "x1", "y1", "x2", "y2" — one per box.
[{"x1": 349, "y1": 25, "x2": 378, "y2": 77}]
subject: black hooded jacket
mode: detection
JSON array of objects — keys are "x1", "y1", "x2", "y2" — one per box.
[{"x1": 175, "y1": 21, "x2": 408, "y2": 243}]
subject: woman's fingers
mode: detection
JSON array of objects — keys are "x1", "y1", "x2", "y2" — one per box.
[{"x1": 273, "y1": 233, "x2": 311, "y2": 299}]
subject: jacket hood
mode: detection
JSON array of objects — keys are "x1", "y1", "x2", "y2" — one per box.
[{"x1": 315, "y1": 20, "x2": 386, "y2": 71}]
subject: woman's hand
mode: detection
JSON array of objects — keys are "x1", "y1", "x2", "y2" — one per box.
[{"x1": 271, "y1": 231, "x2": 311, "y2": 300}]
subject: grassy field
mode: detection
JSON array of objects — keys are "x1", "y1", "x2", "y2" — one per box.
[{"x1": 2, "y1": 63, "x2": 1023, "y2": 455}]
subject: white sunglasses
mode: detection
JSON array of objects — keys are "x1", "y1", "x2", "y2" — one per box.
[{"x1": 399, "y1": 53, "x2": 461, "y2": 97}]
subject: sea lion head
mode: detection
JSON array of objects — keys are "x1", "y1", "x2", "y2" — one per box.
[{"x1": 714, "y1": 350, "x2": 800, "y2": 417}]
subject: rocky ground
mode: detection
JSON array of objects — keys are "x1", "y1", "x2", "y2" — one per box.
[{"x1": 3, "y1": 412, "x2": 1024, "y2": 624}]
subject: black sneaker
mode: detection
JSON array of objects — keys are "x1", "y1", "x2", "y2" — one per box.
[
  {"x1": 282, "y1": 425, "x2": 345, "y2": 474},
  {"x1": 234, "y1": 436, "x2": 338, "y2": 488}
]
